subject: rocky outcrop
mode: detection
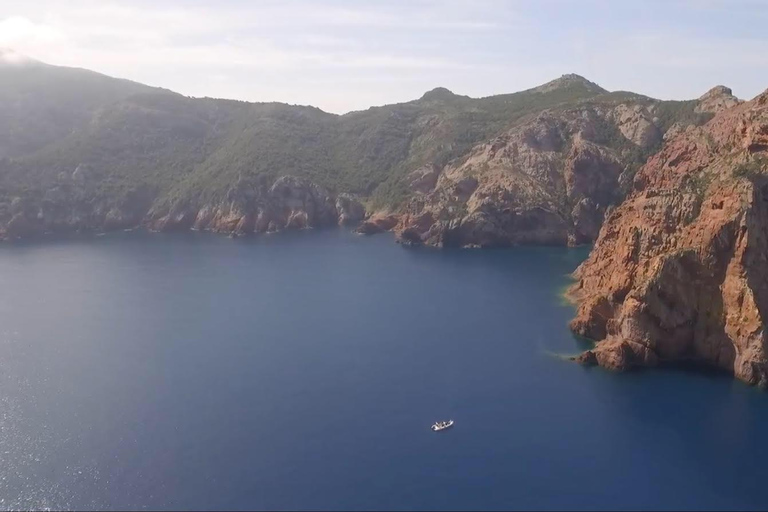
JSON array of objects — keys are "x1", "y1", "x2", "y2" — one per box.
[
  {"x1": 610, "y1": 104, "x2": 662, "y2": 148},
  {"x1": 662, "y1": 122, "x2": 688, "y2": 142},
  {"x1": 568, "y1": 90, "x2": 768, "y2": 386},
  {"x1": 355, "y1": 213, "x2": 400, "y2": 235},
  {"x1": 695, "y1": 85, "x2": 742, "y2": 114},
  {"x1": 406, "y1": 164, "x2": 441, "y2": 194},
  {"x1": 391, "y1": 107, "x2": 640, "y2": 247},
  {"x1": 336, "y1": 194, "x2": 366, "y2": 225}
]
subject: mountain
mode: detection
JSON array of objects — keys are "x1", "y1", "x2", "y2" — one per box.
[
  {"x1": 0, "y1": 51, "x2": 165, "y2": 159},
  {"x1": 366, "y1": 88, "x2": 717, "y2": 247},
  {"x1": 0, "y1": 47, "x2": 42, "y2": 66},
  {"x1": 0, "y1": 53, "x2": 717, "y2": 241},
  {"x1": 567, "y1": 88, "x2": 768, "y2": 386},
  {"x1": 529, "y1": 73, "x2": 607, "y2": 95},
  {"x1": 389, "y1": 100, "x2": 663, "y2": 247}
]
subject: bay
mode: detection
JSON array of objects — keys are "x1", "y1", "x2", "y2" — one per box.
[{"x1": 0, "y1": 229, "x2": 765, "y2": 510}]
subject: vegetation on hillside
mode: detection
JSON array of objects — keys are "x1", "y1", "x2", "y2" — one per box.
[
  {"x1": 1, "y1": 65, "x2": 611, "y2": 215},
  {"x1": 0, "y1": 62, "x2": 722, "y2": 224},
  {"x1": 0, "y1": 62, "x2": 164, "y2": 159}
]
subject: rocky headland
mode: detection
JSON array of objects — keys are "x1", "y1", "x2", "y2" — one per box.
[{"x1": 567, "y1": 88, "x2": 768, "y2": 386}]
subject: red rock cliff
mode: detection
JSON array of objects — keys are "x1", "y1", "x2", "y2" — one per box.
[{"x1": 568, "y1": 90, "x2": 768, "y2": 386}]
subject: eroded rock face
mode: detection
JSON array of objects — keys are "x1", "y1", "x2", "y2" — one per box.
[
  {"x1": 336, "y1": 194, "x2": 366, "y2": 225},
  {"x1": 695, "y1": 85, "x2": 742, "y2": 114},
  {"x1": 407, "y1": 164, "x2": 441, "y2": 194},
  {"x1": 568, "y1": 90, "x2": 768, "y2": 386},
  {"x1": 392, "y1": 108, "x2": 634, "y2": 247},
  {"x1": 355, "y1": 213, "x2": 400, "y2": 235},
  {"x1": 611, "y1": 104, "x2": 662, "y2": 149},
  {"x1": 663, "y1": 122, "x2": 689, "y2": 142}
]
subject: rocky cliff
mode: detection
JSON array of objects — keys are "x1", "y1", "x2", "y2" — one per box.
[
  {"x1": 147, "y1": 176, "x2": 365, "y2": 234},
  {"x1": 387, "y1": 102, "x2": 665, "y2": 247},
  {"x1": 352, "y1": 86, "x2": 725, "y2": 248},
  {"x1": 567, "y1": 90, "x2": 768, "y2": 386},
  {"x1": 0, "y1": 171, "x2": 364, "y2": 240}
]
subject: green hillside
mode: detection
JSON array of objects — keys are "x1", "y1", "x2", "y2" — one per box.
[{"x1": 0, "y1": 56, "x2": 714, "y2": 233}]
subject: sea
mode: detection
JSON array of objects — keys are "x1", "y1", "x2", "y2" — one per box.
[{"x1": 1, "y1": 228, "x2": 767, "y2": 511}]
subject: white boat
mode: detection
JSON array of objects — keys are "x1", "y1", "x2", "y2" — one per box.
[{"x1": 431, "y1": 420, "x2": 454, "y2": 432}]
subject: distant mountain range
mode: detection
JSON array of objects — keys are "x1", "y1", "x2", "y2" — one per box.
[{"x1": 0, "y1": 50, "x2": 729, "y2": 243}]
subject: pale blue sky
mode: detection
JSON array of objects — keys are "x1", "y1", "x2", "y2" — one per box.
[{"x1": 2, "y1": 0, "x2": 768, "y2": 113}]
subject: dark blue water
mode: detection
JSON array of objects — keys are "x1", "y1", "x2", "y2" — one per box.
[{"x1": 1, "y1": 229, "x2": 767, "y2": 511}]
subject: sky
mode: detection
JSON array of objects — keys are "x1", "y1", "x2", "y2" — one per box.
[{"x1": 2, "y1": 0, "x2": 768, "y2": 113}]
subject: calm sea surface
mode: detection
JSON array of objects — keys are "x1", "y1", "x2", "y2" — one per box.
[{"x1": 1, "y1": 229, "x2": 767, "y2": 511}]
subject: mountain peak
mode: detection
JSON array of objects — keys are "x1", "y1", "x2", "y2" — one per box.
[
  {"x1": 695, "y1": 85, "x2": 741, "y2": 114},
  {"x1": 420, "y1": 87, "x2": 457, "y2": 102},
  {"x1": 0, "y1": 48, "x2": 41, "y2": 67},
  {"x1": 700, "y1": 85, "x2": 734, "y2": 98},
  {"x1": 531, "y1": 74, "x2": 607, "y2": 94}
]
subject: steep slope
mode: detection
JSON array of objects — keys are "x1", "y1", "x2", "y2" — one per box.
[
  {"x1": 362, "y1": 74, "x2": 609, "y2": 207},
  {"x1": 373, "y1": 92, "x2": 714, "y2": 247},
  {"x1": 567, "y1": 89, "x2": 768, "y2": 386}
]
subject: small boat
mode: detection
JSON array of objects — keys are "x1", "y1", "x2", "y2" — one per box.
[{"x1": 431, "y1": 420, "x2": 454, "y2": 432}]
